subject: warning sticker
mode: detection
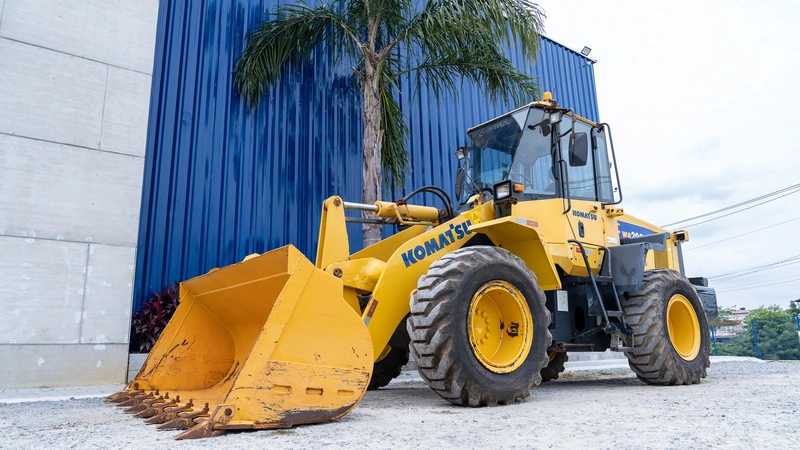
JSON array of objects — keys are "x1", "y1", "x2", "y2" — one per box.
[
  {"x1": 364, "y1": 299, "x2": 379, "y2": 326},
  {"x1": 556, "y1": 291, "x2": 569, "y2": 312}
]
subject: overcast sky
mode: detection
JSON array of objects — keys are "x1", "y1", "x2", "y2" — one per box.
[{"x1": 537, "y1": 0, "x2": 800, "y2": 309}]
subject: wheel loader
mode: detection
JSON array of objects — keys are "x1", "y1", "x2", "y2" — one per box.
[{"x1": 108, "y1": 93, "x2": 718, "y2": 439}]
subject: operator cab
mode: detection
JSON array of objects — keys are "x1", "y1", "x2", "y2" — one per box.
[{"x1": 456, "y1": 95, "x2": 617, "y2": 211}]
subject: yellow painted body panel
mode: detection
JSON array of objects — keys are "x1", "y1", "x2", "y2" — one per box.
[{"x1": 316, "y1": 197, "x2": 350, "y2": 268}]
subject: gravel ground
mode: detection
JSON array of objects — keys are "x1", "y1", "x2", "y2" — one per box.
[{"x1": 1, "y1": 359, "x2": 798, "y2": 449}]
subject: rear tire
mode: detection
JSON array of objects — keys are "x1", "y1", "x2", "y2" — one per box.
[
  {"x1": 407, "y1": 246, "x2": 551, "y2": 406},
  {"x1": 621, "y1": 269, "x2": 711, "y2": 385},
  {"x1": 540, "y1": 352, "x2": 568, "y2": 382}
]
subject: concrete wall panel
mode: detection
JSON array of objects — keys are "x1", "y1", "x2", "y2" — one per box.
[
  {"x1": 0, "y1": 0, "x2": 157, "y2": 389},
  {"x1": 0, "y1": 344, "x2": 128, "y2": 388},
  {"x1": 0, "y1": 0, "x2": 158, "y2": 74},
  {"x1": 0, "y1": 237, "x2": 87, "y2": 344},
  {"x1": 101, "y1": 68, "x2": 152, "y2": 157},
  {"x1": 0, "y1": 134, "x2": 144, "y2": 245},
  {"x1": 80, "y1": 244, "x2": 136, "y2": 345},
  {"x1": 0, "y1": 38, "x2": 106, "y2": 149}
]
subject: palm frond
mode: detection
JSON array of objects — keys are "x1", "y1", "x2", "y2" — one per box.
[
  {"x1": 380, "y1": 86, "x2": 410, "y2": 187},
  {"x1": 386, "y1": 0, "x2": 544, "y2": 63},
  {"x1": 234, "y1": 1, "x2": 362, "y2": 106},
  {"x1": 394, "y1": 30, "x2": 539, "y2": 105}
]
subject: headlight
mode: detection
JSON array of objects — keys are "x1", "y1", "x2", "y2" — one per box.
[{"x1": 494, "y1": 181, "x2": 511, "y2": 200}]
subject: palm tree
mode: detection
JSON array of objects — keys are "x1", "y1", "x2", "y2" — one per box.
[{"x1": 234, "y1": 0, "x2": 544, "y2": 246}]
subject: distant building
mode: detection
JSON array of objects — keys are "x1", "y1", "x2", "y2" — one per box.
[{"x1": 713, "y1": 308, "x2": 750, "y2": 343}]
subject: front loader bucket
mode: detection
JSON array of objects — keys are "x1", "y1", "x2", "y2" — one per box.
[{"x1": 108, "y1": 245, "x2": 373, "y2": 439}]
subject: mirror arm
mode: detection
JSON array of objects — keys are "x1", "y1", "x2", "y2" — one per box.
[{"x1": 598, "y1": 122, "x2": 623, "y2": 208}]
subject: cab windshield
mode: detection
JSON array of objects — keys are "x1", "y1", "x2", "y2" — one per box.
[{"x1": 459, "y1": 107, "x2": 555, "y2": 203}]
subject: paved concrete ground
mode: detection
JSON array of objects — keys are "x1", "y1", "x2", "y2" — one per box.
[
  {"x1": 0, "y1": 355, "x2": 759, "y2": 404},
  {"x1": 1, "y1": 358, "x2": 798, "y2": 449}
]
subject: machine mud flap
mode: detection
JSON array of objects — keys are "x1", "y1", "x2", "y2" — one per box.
[{"x1": 107, "y1": 245, "x2": 374, "y2": 439}]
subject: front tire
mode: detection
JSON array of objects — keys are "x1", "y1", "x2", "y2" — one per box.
[
  {"x1": 407, "y1": 246, "x2": 551, "y2": 406},
  {"x1": 621, "y1": 270, "x2": 711, "y2": 385}
]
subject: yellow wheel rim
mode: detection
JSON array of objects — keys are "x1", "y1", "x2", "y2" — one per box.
[
  {"x1": 468, "y1": 281, "x2": 533, "y2": 373},
  {"x1": 666, "y1": 294, "x2": 701, "y2": 361}
]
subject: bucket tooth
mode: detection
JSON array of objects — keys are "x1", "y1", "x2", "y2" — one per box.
[
  {"x1": 144, "y1": 399, "x2": 194, "y2": 425},
  {"x1": 156, "y1": 403, "x2": 210, "y2": 431},
  {"x1": 174, "y1": 417, "x2": 225, "y2": 440},
  {"x1": 106, "y1": 389, "x2": 143, "y2": 403},
  {"x1": 174, "y1": 404, "x2": 232, "y2": 440},
  {"x1": 124, "y1": 393, "x2": 165, "y2": 414},
  {"x1": 117, "y1": 390, "x2": 157, "y2": 408},
  {"x1": 134, "y1": 394, "x2": 175, "y2": 418}
]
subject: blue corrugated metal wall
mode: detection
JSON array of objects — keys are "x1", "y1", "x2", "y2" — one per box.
[{"x1": 134, "y1": 0, "x2": 599, "y2": 311}]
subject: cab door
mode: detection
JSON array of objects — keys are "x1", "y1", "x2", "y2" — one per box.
[{"x1": 556, "y1": 119, "x2": 612, "y2": 275}]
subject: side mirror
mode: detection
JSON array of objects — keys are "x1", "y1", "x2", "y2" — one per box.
[
  {"x1": 569, "y1": 132, "x2": 589, "y2": 167},
  {"x1": 540, "y1": 123, "x2": 551, "y2": 137},
  {"x1": 455, "y1": 167, "x2": 466, "y2": 200},
  {"x1": 455, "y1": 146, "x2": 468, "y2": 161}
]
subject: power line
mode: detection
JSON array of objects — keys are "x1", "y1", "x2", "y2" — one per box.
[
  {"x1": 662, "y1": 182, "x2": 800, "y2": 228},
  {"x1": 708, "y1": 254, "x2": 800, "y2": 280},
  {"x1": 712, "y1": 260, "x2": 800, "y2": 283},
  {"x1": 685, "y1": 216, "x2": 800, "y2": 252},
  {"x1": 672, "y1": 187, "x2": 800, "y2": 229},
  {"x1": 717, "y1": 277, "x2": 800, "y2": 293},
  {"x1": 714, "y1": 272, "x2": 800, "y2": 289}
]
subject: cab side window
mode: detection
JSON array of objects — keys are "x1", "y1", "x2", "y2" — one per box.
[
  {"x1": 559, "y1": 120, "x2": 597, "y2": 201},
  {"x1": 594, "y1": 127, "x2": 614, "y2": 203}
]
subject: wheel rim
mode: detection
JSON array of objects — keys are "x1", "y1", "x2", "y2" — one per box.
[
  {"x1": 666, "y1": 294, "x2": 701, "y2": 361},
  {"x1": 468, "y1": 281, "x2": 533, "y2": 373}
]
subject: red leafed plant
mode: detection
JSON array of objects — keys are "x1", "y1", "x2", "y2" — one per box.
[{"x1": 132, "y1": 283, "x2": 180, "y2": 352}]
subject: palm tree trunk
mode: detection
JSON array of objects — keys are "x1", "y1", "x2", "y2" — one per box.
[{"x1": 361, "y1": 69, "x2": 383, "y2": 247}]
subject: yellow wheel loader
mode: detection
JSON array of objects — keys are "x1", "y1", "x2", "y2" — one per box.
[{"x1": 108, "y1": 93, "x2": 718, "y2": 439}]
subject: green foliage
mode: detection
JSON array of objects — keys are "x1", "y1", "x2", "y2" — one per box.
[
  {"x1": 233, "y1": 0, "x2": 544, "y2": 187},
  {"x1": 713, "y1": 303, "x2": 800, "y2": 360},
  {"x1": 788, "y1": 299, "x2": 800, "y2": 317}
]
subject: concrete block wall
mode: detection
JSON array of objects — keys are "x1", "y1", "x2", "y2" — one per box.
[{"x1": 0, "y1": 0, "x2": 158, "y2": 388}]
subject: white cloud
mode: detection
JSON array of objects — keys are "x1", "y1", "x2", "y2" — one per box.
[{"x1": 538, "y1": 0, "x2": 800, "y2": 308}]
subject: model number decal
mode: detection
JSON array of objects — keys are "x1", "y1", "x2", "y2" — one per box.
[{"x1": 617, "y1": 221, "x2": 653, "y2": 240}]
